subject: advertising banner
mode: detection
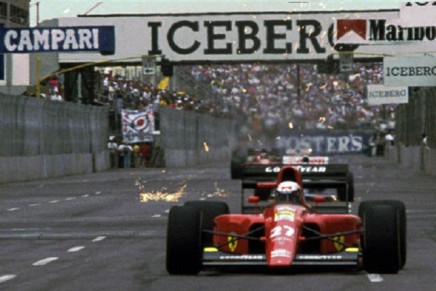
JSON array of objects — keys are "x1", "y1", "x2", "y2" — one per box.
[
  {"x1": 384, "y1": 56, "x2": 436, "y2": 87},
  {"x1": 400, "y1": 2, "x2": 436, "y2": 27},
  {"x1": 58, "y1": 10, "x2": 436, "y2": 63},
  {"x1": 0, "y1": 25, "x2": 115, "y2": 54},
  {"x1": 367, "y1": 84, "x2": 409, "y2": 105},
  {"x1": 121, "y1": 108, "x2": 155, "y2": 143},
  {"x1": 275, "y1": 131, "x2": 372, "y2": 155}
]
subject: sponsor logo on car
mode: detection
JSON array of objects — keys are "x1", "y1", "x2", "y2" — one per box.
[
  {"x1": 296, "y1": 166, "x2": 327, "y2": 173},
  {"x1": 219, "y1": 255, "x2": 264, "y2": 260},
  {"x1": 271, "y1": 249, "x2": 292, "y2": 258}
]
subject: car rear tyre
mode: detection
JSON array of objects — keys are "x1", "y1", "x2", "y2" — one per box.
[
  {"x1": 230, "y1": 160, "x2": 244, "y2": 179},
  {"x1": 337, "y1": 171, "x2": 354, "y2": 202},
  {"x1": 166, "y1": 205, "x2": 202, "y2": 275},
  {"x1": 347, "y1": 171, "x2": 355, "y2": 202},
  {"x1": 359, "y1": 200, "x2": 406, "y2": 269},
  {"x1": 361, "y1": 201, "x2": 403, "y2": 273},
  {"x1": 184, "y1": 201, "x2": 229, "y2": 245}
]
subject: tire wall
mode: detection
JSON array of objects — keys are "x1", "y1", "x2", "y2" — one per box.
[
  {"x1": 385, "y1": 87, "x2": 436, "y2": 175},
  {"x1": 159, "y1": 106, "x2": 235, "y2": 167},
  {"x1": 0, "y1": 94, "x2": 110, "y2": 183}
]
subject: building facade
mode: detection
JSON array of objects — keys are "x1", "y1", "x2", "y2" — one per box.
[{"x1": 0, "y1": 0, "x2": 30, "y2": 95}]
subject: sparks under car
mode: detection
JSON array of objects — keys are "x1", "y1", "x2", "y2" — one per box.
[{"x1": 166, "y1": 166, "x2": 406, "y2": 275}]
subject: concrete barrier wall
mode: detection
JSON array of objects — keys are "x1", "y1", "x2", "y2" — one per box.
[
  {"x1": 0, "y1": 94, "x2": 110, "y2": 184},
  {"x1": 389, "y1": 87, "x2": 436, "y2": 176},
  {"x1": 384, "y1": 145, "x2": 436, "y2": 176},
  {"x1": 159, "y1": 106, "x2": 234, "y2": 167}
]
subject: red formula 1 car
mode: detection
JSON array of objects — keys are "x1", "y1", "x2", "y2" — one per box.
[{"x1": 166, "y1": 166, "x2": 406, "y2": 275}]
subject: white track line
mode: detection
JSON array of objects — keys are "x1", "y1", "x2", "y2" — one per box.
[
  {"x1": 33, "y1": 257, "x2": 59, "y2": 266},
  {"x1": 67, "y1": 246, "x2": 85, "y2": 253},
  {"x1": 92, "y1": 236, "x2": 107, "y2": 242},
  {"x1": 367, "y1": 274, "x2": 384, "y2": 283},
  {"x1": 0, "y1": 274, "x2": 16, "y2": 284},
  {"x1": 7, "y1": 208, "x2": 19, "y2": 212}
]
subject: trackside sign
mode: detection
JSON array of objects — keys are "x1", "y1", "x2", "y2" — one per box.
[
  {"x1": 56, "y1": 11, "x2": 436, "y2": 63},
  {"x1": 400, "y1": 2, "x2": 436, "y2": 27},
  {"x1": 0, "y1": 25, "x2": 115, "y2": 54},
  {"x1": 367, "y1": 85, "x2": 409, "y2": 105},
  {"x1": 384, "y1": 56, "x2": 436, "y2": 87}
]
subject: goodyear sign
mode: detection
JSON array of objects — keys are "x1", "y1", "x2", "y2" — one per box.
[{"x1": 0, "y1": 25, "x2": 115, "y2": 54}]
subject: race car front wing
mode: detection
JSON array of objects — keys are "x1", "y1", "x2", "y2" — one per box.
[{"x1": 202, "y1": 248, "x2": 360, "y2": 267}]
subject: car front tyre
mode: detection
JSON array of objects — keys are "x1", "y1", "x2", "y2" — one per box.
[{"x1": 166, "y1": 205, "x2": 202, "y2": 275}]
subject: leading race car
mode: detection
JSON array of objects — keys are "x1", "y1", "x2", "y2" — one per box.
[
  {"x1": 166, "y1": 166, "x2": 406, "y2": 275},
  {"x1": 230, "y1": 147, "x2": 281, "y2": 179}
]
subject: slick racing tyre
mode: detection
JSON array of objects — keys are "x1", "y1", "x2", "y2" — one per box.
[
  {"x1": 359, "y1": 200, "x2": 406, "y2": 269},
  {"x1": 254, "y1": 188, "x2": 272, "y2": 201},
  {"x1": 166, "y1": 205, "x2": 202, "y2": 275},
  {"x1": 230, "y1": 159, "x2": 244, "y2": 179},
  {"x1": 347, "y1": 171, "x2": 355, "y2": 202},
  {"x1": 337, "y1": 171, "x2": 354, "y2": 202},
  {"x1": 360, "y1": 201, "x2": 404, "y2": 273},
  {"x1": 184, "y1": 201, "x2": 229, "y2": 245}
]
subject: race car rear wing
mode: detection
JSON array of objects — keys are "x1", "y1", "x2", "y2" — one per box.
[
  {"x1": 240, "y1": 163, "x2": 353, "y2": 214},
  {"x1": 241, "y1": 163, "x2": 350, "y2": 183}
]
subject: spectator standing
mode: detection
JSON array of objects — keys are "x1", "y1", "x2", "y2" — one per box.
[
  {"x1": 117, "y1": 142, "x2": 133, "y2": 168},
  {"x1": 107, "y1": 137, "x2": 118, "y2": 168},
  {"x1": 422, "y1": 133, "x2": 428, "y2": 147},
  {"x1": 385, "y1": 130, "x2": 395, "y2": 146},
  {"x1": 368, "y1": 133, "x2": 377, "y2": 157},
  {"x1": 140, "y1": 143, "x2": 151, "y2": 167},
  {"x1": 376, "y1": 132, "x2": 385, "y2": 156},
  {"x1": 133, "y1": 144, "x2": 141, "y2": 168}
]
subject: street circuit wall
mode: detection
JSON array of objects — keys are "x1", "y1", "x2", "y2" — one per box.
[
  {"x1": 385, "y1": 87, "x2": 436, "y2": 176},
  {"x1": 0, "y1": 94, "x2": 110, "y2": 184},
  {"x1": 159, "y1": 106, "x2": 234, "y2": 167}
]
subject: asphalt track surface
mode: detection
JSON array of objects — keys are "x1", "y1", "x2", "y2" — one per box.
[{"x1": 0, "y1": 154, "x2": 435, "y2": 290}]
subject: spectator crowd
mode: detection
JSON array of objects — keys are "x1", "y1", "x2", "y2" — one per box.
[
  {"x1": 97, "y1": 62, "x2": 395, "y2": 134},
  {"x1": 91, "y1": 62, "x2": 396, "y2": 167}
]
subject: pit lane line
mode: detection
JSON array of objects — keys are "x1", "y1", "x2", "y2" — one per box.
[{"x1": 0, "y1": 235, "x2": 107, "y2": 285}]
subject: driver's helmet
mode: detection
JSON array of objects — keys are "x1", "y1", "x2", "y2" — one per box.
[
  {"x1": 259, "y1": 149, "x2": 268, "y2": 159},
  {"x1": 275, "y1": 181, "x2": 303, "y2": 204}
]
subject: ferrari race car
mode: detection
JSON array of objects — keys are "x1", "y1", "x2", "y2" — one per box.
[
  {"x1": 240, "y1": 162, "x2": 354, "y2": 214},
  {"x1": 230, "y1": 147, "x2": 281, "y2": 179},
  {"x1": 231, "y1": 145, "x2": 354, "y2": 206},
  {"x1": 282, "y1": 148, "x2": 329, "y2": 165},
  {"x1": 166, "y1": 166, "x2": 406, "y2": 275}
]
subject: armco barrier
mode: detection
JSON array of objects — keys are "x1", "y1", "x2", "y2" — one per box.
[{"x1": 0, "y1": 94, "x2": 110, "y2": 184}]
